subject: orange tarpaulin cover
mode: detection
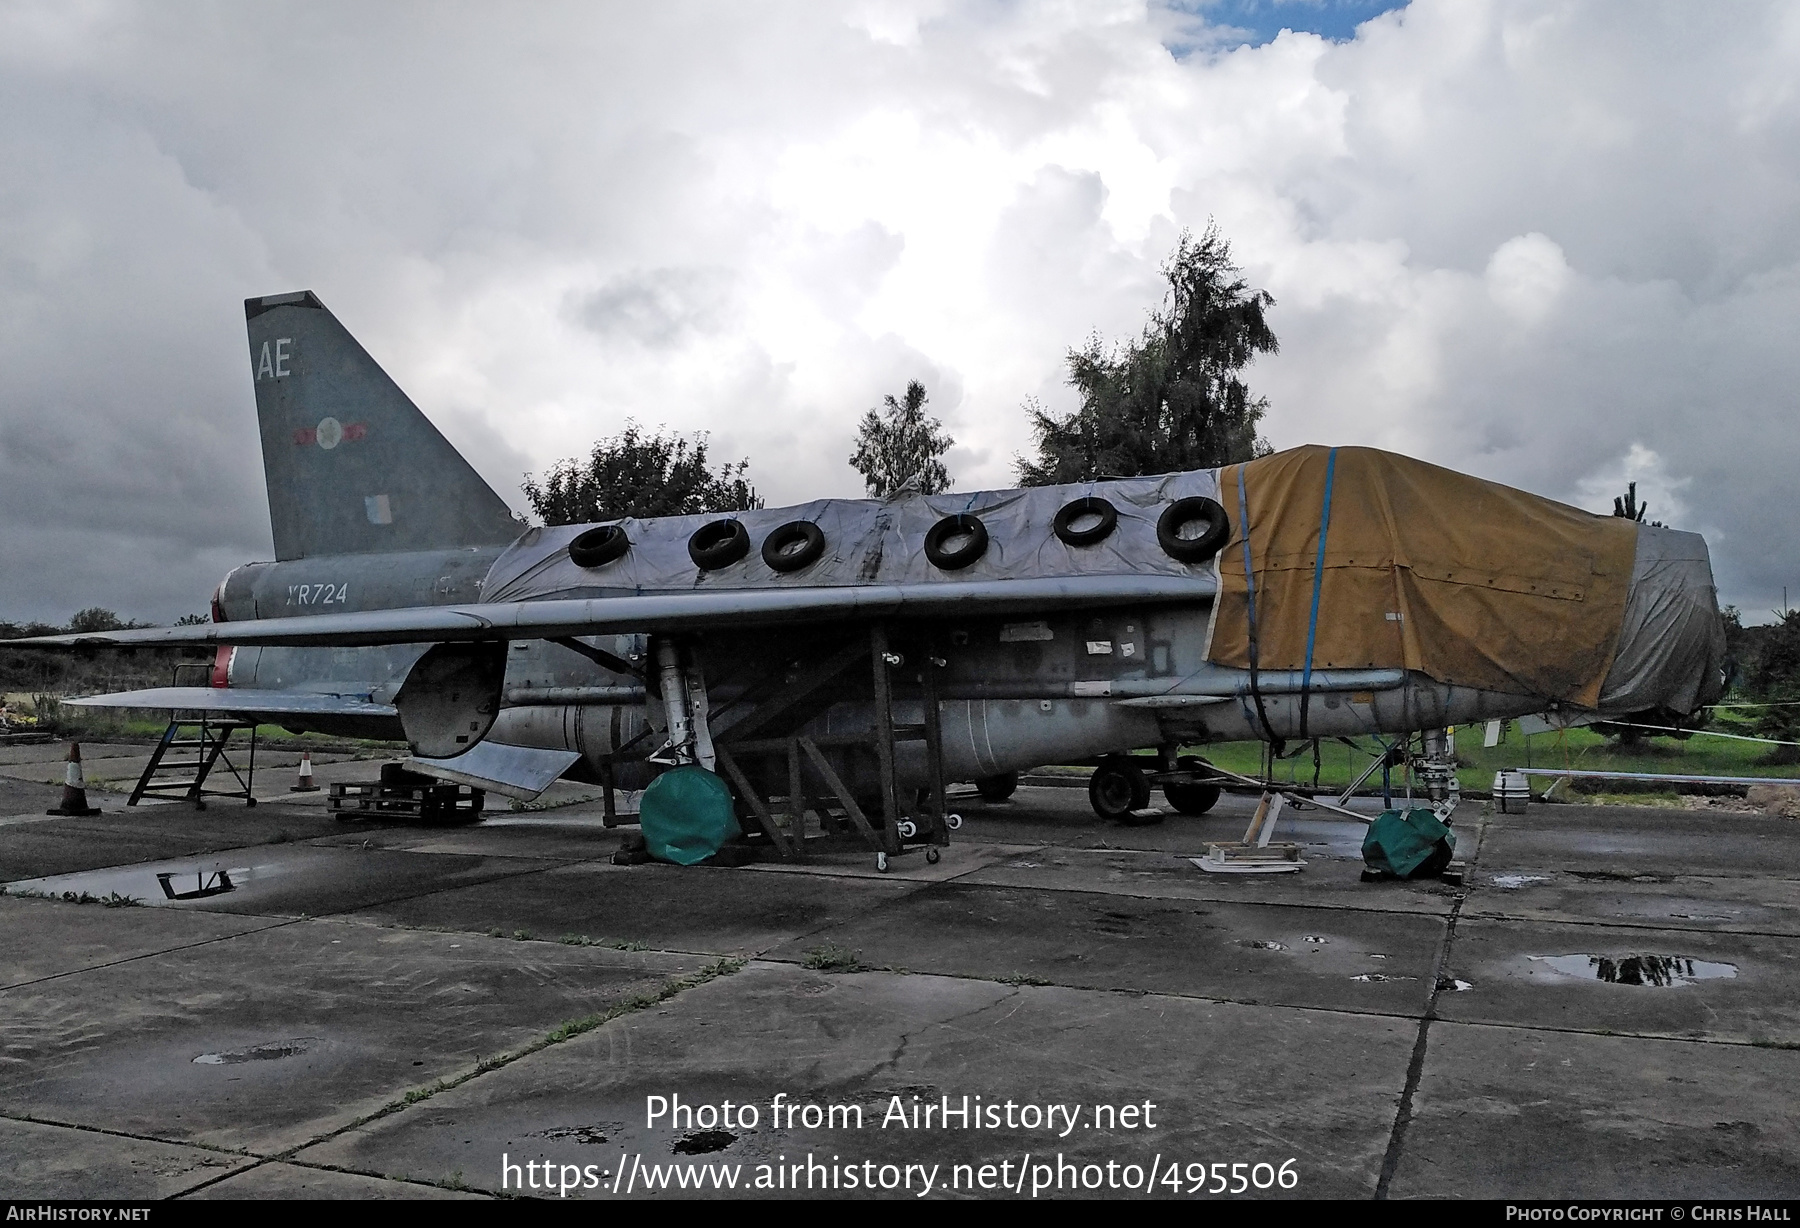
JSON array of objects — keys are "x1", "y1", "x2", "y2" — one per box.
[{"x1": 1208, "y1": 446, "x2": 1639, "y2": 707}]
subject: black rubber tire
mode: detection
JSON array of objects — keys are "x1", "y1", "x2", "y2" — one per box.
[
  {"x1": 1089, "y1": 756, "x2": 1153, "y2": 822},
  {"x1": 1157, "y1": 497, "x2": 1231, "y2": 564},
  {"x1": 923, "y1": 513, "x2": 989, "y2": 570},
  {"x1": 1163, "y1": 754, "x2": 1222, "y2": 815},
  {"x1": 974, "y1": 771, "x2": 1018, "y2": 801},
  {"x1": 569, "y1": 524, "x2": 630, "y2": 568},
  {"x1": 688, "y1": 519, "x2": 751, "y2": 570},
  {"x1": 761, "y1": 520, "x2": 826, "y2": 572},
  {"x1": 1052, "y1": 496, "x2": 1118, "y2": 547}
]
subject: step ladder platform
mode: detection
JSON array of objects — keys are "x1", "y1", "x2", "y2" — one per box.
[{"x1": 129, "y1": 716, "x2": 258, "y2": 808}]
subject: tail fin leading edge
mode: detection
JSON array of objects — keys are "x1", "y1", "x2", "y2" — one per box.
[{"x1": 246, "y1": 291, "x2": 525, "y2": 560}]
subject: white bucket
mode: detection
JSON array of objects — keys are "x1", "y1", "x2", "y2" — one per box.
[{"x1": 1493, "y1": 770, "x2": 1531, "y2": 813}]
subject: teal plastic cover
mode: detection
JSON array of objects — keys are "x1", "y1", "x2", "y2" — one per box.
[
  {"x1": 639, "y1": 765, "x2": 742, "y2": 866},
  {"x1": 1362, "y1": 808, "x2": 1456, "y2": 879}
]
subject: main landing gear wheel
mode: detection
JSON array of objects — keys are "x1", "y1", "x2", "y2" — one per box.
[
  {"x1": 946, "y1": 813, "x2": 964, "y2": 831},
  {"x1": 1089, "y1": 756, "x2": 1154, "y2": 823},
  {"x1": 1163, "y1": 755, "x2": 1222, "y2": 816},
  {"x1": 975, "y1": 771, "x2": 1018, "y2": 801}
]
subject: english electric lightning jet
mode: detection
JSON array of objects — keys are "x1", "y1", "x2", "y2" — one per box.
[{"x1": 23, "y1": 292, "x2": 1726, "y2": 853}]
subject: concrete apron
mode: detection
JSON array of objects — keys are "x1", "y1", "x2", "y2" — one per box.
[
  {"x1": 300, "y1": 961, "x2": 1413, "y2": 1200},
  {"x1": 0, "y1": 910, "x2": 712, "y2": 1157},
  {"x1": 5, "y1": 778, "x2": 1800, "y2": 1199}
]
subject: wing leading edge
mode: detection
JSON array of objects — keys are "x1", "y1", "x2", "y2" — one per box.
[{"x1": 18, "y1": 574, "x2": 1217, "y2": 651}]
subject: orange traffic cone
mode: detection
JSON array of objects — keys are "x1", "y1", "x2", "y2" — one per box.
[
  {"x1": 290, "y1": 750, "x2": 320, "y2": 793},
  {"x1": 47, "y1": 742, "x2": 100, "y2": 816}
]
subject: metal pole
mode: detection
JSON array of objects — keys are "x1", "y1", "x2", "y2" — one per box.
[
  {"x1": 920, "y1": 633, "x2": 949, "y2": 846},
  {"x1": 788, "y1": 737, "x2": 808, "y2": 856},
  {"x1": 870, "y1": 623, "x2": 901, "y2": 855}
]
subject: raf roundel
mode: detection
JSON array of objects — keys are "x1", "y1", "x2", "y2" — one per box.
[{"x1": 315, "y1": 416, "x2": 344, "y2": 450}]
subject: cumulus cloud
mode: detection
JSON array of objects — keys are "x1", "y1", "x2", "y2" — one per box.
[{"x1": 1, "y1": 0, "x2": 1797, "y2": 622}]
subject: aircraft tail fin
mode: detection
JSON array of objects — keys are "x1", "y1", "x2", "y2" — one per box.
[{"x1": 246, "y1": 291, "x2": 526, "y2": 560}]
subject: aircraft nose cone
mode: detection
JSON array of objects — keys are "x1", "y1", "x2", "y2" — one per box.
[{"x1": 1596, "y1": 524, "x2": 1727, "y2": 716}]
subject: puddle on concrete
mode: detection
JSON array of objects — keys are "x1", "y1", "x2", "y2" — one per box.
[
  {"x1": 6, "y1": 855, "x2": 294, "y2": 907},
  {"x1": 1243, "y1": 940, "x2": 1286, "y2": 950},
  {"x1": 1527, "y1": 954, "x2": 1739, "y2": 987},
  {"x1": 536, "y1": 1124, "x2": 621, "y2": 1146},
  {"x1": 1350, "y1": 973, "x2": 1415, "y2": 983},
  {"x1": 193, "y1": 1038, "x2": 314, "y2": 1065},
  {"x1": 1492, "y1": 875, "x2": 1550, "y2": 890},
  {"x1": 157, "y1": 869, "x2": 234, "y2": 900},
  {"x1": 672, "y1": 1130, "x2": 737, "y2": 1154}
]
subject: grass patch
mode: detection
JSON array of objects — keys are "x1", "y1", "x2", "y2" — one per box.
[
  {"x1": 558, "y1": 933, "x2": 649, "y2": 951},
  {"x1": 365, "y1": 958, "x2": 744, "y2": 1122},
  {"x1": 1192, "y1": 723, "x2": 1800, "y2": 797},
  {"x1": 801, "y1": 942, "x2": 865, "y2": 973},
  {"x1": 545, "y1": 958, "x2": 745, "y2": 1043},
  {"x1": 6, "y1": 887, "x2": 142, "y2": 907}
]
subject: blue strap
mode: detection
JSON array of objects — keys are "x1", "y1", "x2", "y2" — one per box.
[
  {"x1": 1299, "y1": 448, "x2": 1338, "y2": 735},
  {"x1": 1237, "y1": 467, "x2": 1259, "y2": 647}
]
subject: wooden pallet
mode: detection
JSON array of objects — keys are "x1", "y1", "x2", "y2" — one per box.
[{"x1": 328, "y1": 780, "x2": 484, "y2": 821}]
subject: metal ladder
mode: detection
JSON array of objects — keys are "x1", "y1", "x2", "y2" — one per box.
[{"x1": 129, "y1": 671, "x2": 259, "y2": 808}]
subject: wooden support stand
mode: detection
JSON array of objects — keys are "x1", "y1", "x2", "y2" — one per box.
[{"x1": 1194, "y1": 792, "x2": 1306, "y2": 874}]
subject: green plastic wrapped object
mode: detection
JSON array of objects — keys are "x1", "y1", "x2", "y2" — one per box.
[
  {"x1": 639, "y1": 765, "x2": 742, "y2": 866},
  {"x1": 1362, "y1": 808, "x2": 1456, "y2": 880}
]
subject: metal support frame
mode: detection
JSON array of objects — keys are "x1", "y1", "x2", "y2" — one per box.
[
  {"x1": 715, "y1": 744, "x2": 801, "y2": 860},
  {"x1": 710, "y1": 621, "x2": 952, "y2": 869},
  {"x1": 797, "y1": 736, "x2": 883, "y2": 848}
]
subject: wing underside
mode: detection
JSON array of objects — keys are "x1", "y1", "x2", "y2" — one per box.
[{"x1": 66, "y1": 687, "x2": 397, "y2": 717}]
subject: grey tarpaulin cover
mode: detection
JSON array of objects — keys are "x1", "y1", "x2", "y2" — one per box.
[
  {"x1": 481, "y1": 472, "x2": 1224, "y2": 601},
  {"x1": 1595, "y1": 524, "x2": 1727, "y2": 714}
]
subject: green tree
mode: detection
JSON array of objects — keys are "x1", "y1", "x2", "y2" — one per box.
[
  {"x1": 1612, "y1": 482, "x2": 1664, "y2": 528},
  {"x1": 522, "y1": 423, "x2": 760, "y2": 526},
  {"x1": 849, "y1": 380, "x2": 954, "y2": 498},
  {"x1": 1746, "y1": 609, "x2": 1800, "y2": 754},
  {"x1": 1017, "y1": 223, "x2": 1277, "y2": 485},
  {"x1": 67, "y1": 608, "x2": 125, "y2": 634}
]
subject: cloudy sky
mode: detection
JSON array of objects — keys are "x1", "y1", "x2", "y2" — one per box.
[{"x1": 3, "y1": 0, "x2": 1798, "y2": 624}]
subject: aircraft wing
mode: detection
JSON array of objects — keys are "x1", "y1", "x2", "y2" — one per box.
[
  {"x1": 16, "y1": 575, "x2": 1214, "y2": 650},
  {"x1": 66, "y1": 687, "x2": 397, "y2": 716}
]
